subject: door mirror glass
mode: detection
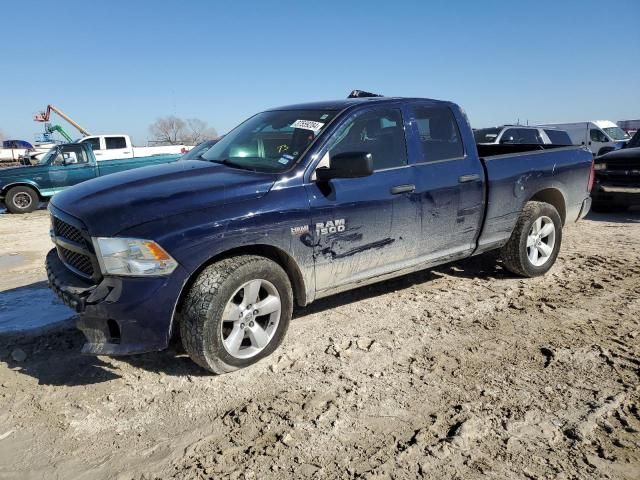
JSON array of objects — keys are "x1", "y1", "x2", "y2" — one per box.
[{"x1": 316, "y1": 152, "x2": 374, "y2": 181}]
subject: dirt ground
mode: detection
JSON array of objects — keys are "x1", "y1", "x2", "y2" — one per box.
[{"x1": 0, "y1": 208, "x2": 639, "y2": 480}]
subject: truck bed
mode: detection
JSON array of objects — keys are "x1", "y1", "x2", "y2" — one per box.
[
  {"x1": 476, "y1": 143, "x2": 571, "y2": 158},
  {"x1": 475, "y1": 144, "x2": 592, "y2": 253}
]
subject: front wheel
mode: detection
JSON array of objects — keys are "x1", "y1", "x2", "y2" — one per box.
[
  {"x1": 180, "y1": 255, "x2": 293, "y2": 374},
  {"x1": 5, "y1": 185, "x2": 39, "y2": 214},
  {"x1": 500, "y1": 201, "x2": 562, "y2": 277}
]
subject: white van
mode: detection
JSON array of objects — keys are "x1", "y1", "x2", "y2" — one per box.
[{"x1": 541, "y1": 121, "x2": 629, "y2": 156}]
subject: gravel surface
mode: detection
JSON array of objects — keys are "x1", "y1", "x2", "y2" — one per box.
[{"x1": 0, "y1": 209, "x2": 639, "y2": 479}]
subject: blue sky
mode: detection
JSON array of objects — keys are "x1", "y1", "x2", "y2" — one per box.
[{"x1": 2, "y1": 0, "x2": 639, "y2": 144}]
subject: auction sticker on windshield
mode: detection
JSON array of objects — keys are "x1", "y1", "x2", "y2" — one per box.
[{"x1": 291, "y1": 119, "x2": 325, "y2": 132}]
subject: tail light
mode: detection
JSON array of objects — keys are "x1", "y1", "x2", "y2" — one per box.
[{"x1": 587, "y1": 159, "x2": 595, "y2": 192}]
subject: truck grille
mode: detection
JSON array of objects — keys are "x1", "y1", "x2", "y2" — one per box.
[
  {"x1": 58, "y1": 248, "x2": 95, "y2": 277},
  {"x1": 53, "y1": 217, "x2": 85, "y2": 244},
  {"x1": 51, "y1": 213, "x2": 99, "y2": 282},
  {"x1": 597, "y1": 169, "x2": 640, "y2": 187}
]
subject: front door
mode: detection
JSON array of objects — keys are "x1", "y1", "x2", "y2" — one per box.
[
  {"x1": 306, "y1": 106, "x2": 420, "y2": 292},
  {"x1": 589, "y1": 128, "x2": 610, "y2": 156},
  {"x1": 407, "y1": 103, "x2": 484, "y2": 260},
  {"x1": 47, "y1": 144, "x2": 96, "y2": 194}
]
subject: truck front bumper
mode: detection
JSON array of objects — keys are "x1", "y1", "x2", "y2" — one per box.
[
  {"x1": 591, "y1": 184, "x2": 640, "y2": 206},
  {"x1": 46, "y1": 248, "x2": 188, "y2": 355}
]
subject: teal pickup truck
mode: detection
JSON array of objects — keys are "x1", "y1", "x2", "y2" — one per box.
[{"x1": 0, "y1": 143, "x2": 180, "y2": 213}]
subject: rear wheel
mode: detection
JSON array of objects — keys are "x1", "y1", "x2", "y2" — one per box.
[
  {"x1": 500, "y1": 201, "x2": 562, "y2": 277},
  {"x1": 180, "y1": 255, "x2": 293, "y2": 374},
  {"x1": 5, "y1": 186, "x2": 39, "y2": 214}
]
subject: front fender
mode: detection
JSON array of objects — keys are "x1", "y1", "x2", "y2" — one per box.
[
  {"x1": 0, "y1": 179, "x2": 43, "y2": 198},
  {"x1": 119, "y1": 186, "x2": 315, "y2": 305}
]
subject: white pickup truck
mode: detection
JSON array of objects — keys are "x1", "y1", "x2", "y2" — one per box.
[
  {"x1": 21, "y1": 135, "x2": 192, "y2": 162},
  {"x1": 76, "y1": 134, "x2": 191, "y2": 161}
]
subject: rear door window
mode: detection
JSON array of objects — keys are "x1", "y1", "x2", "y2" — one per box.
[
  {"x1": 105, "y1": 137, "x2": 127, "y2": 149},
  {"x1": 544, "y1": 129, "x2": 572, "y2": 145},
  {"x1": 413, "y1": 106, "x2": 464, "y2": 162},
  {"x1": 499, "y1": 129, "x2": 519, "y2": 144},
  {"x1": 517, "y1": 128, "x2": 542, "y2": 144}
]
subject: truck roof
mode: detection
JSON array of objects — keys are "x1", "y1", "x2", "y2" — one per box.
[{"x1": 269, "y1": 97, "x2": 449, "y2": 111}]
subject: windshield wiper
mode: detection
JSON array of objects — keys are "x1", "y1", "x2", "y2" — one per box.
[{"x1": 208, "y1": 158, "x2": 257, "y2": 171}]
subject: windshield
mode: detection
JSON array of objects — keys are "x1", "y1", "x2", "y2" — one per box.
[
  {"x1": 181, "y1": 139, "x2": 218, "y2": 160},
  {"x1": 602, "y1": 126, "x2": 629, "y2": 141},
  {"x1": 629, "y1": 130, "x2": 640, "y2": 148},
  {"x1": 38, "y1": 147, "x2": 59, "y2": 165},
  {"x1": 474, "y1": 128, "x2": 501, "y2": 144},
  {"x1": 201, "y1": 110, "x2": 338, "y2": 172}
]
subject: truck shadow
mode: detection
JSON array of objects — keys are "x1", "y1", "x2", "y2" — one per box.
[
  {"x1": 584, "y1": 207, "x2": 640, "y2": 224},
  {"x1": 296, "y1": 252, "x2": 506, "y2": 318},
  {"x1": 1, "y1": 253, "x2": 509, "y2": 385}
]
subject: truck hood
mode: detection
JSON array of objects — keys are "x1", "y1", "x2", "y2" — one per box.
[
  {"x1": 50, "y1": 160, "x2": 277, "y2": 235},
  {"x1": 596, "y1": 146, "x2": 640, "y2": 163},
  {"x1": 0, "y1": 164, "x2": 46, "y2": 181}
]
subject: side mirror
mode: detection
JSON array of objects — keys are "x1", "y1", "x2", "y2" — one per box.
[{"x1": 316, "y1": 152, "x2": 374, "y2": 182}]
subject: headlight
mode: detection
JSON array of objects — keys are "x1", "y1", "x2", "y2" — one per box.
[
  {"x1": 593, "y1": 163, "x2": 607, "y2": 170},
  {"x1": 93, "y1": 237, "x2": 178, "y2": 276}
]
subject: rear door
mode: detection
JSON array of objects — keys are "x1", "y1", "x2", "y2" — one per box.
[
  {"x1": 306, "y1": 105, "x2": 420, "y2": 291},
  {"x1": 104, "y1": 136, "x2": 132, "y2": 160},
  {"x1": 407, "y1": 102, "x2": 484, "y2": 259}
]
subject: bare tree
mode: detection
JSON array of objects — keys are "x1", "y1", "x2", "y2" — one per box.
[
  {"x1": 149, "y1": 116, "x2": 217, "y2": 145},
  {"x1": 185, "y1": 118, "x2": 218, "y2": 145},
  {"x1": 149, "y1": 116, "x2": 186, "y2": 145}
]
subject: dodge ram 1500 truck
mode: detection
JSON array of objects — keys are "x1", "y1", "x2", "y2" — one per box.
[
  {"x1": 0, "y1": 143, "x2": 180, "y2": 213},
  {"x1": 45, "y1": 96, "x2": 594, "y2": 374}
]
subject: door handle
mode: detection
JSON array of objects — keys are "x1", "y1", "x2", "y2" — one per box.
[
  {"x1": 458, "y1": 174, "x2": 480, "y2": 183},
  {"x1": 390, "y1": 184, "x2": 415, "y2": 195}
]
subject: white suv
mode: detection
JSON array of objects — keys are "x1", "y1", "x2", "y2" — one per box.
[{"x1": 474, "y1": 126, "x2": 572, "y2": 145}]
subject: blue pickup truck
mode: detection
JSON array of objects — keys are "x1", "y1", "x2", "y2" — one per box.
[
  {"x1": 0, "y1": 143, "x2": 180, "y2": 213},
  {"x1": 45, "y1": 95, "x2": 594, "y2": 374}
]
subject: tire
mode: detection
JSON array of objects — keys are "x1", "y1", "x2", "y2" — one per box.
[
  {"x1": 5, "y1": 186, "x2": 39, "y2": 214},
  {"x1": 500, "y1": 201, "x2": 562, "y2": 277},
  {"x1": 180, "y1": 255, "x2": 293, "y2": 374}
]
